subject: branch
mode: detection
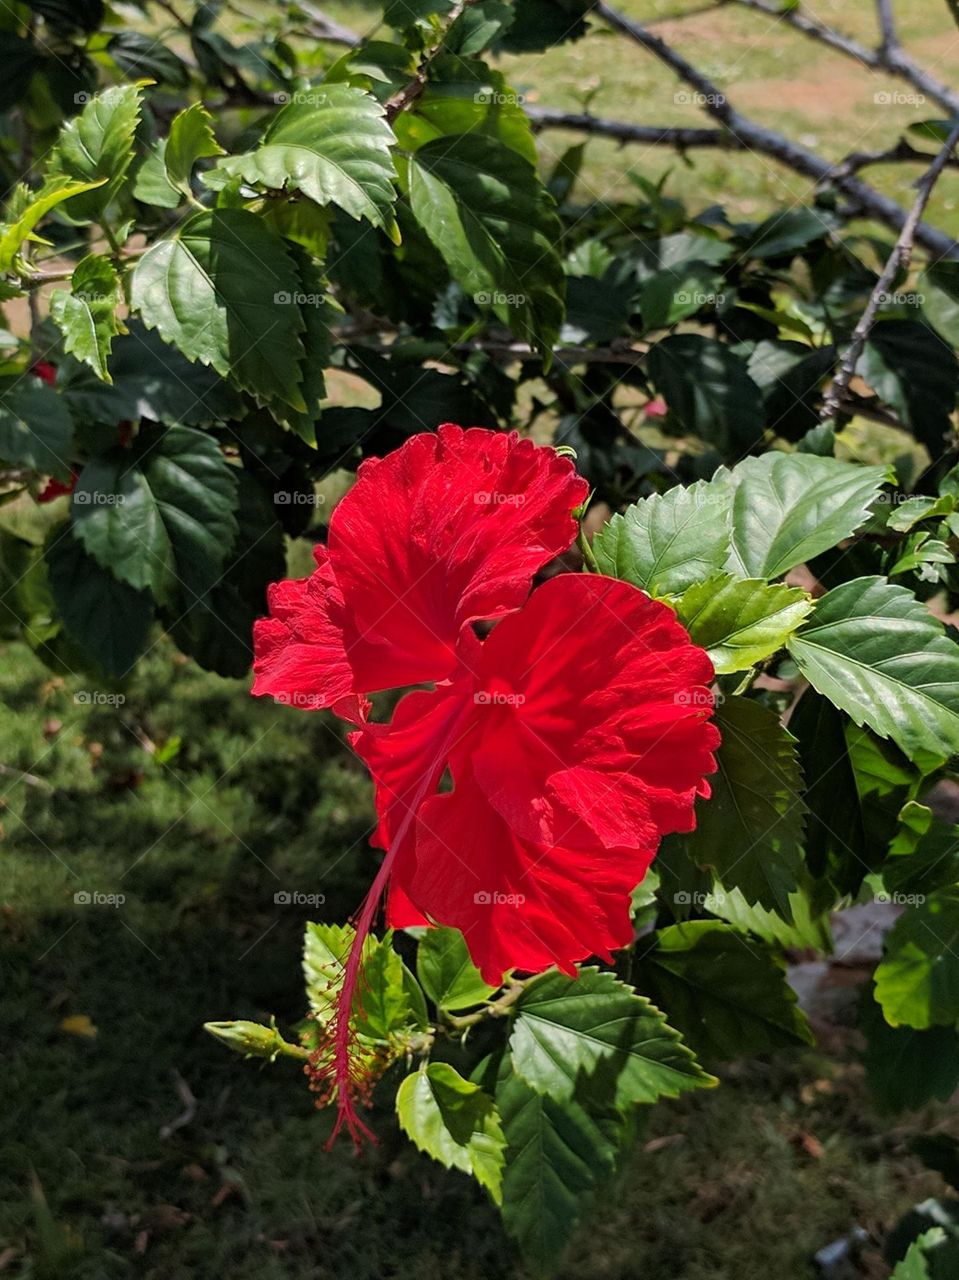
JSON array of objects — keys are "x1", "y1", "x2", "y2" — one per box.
[
  {"x1": 728, "y1": 0, "x2": 959, "y2": 117},
  {"x1": 835, "y1": 137, "x2": 959, "y2": 177},
  {"x1": 821, "y1": 120, "x2": 959, "y2": 423},
  {"x1": 385, "y1": 0, "x2": 473, "y2": 122},
  {"x1": 290, "y1": 1, "x2": 361, "y2": 46},
  {"x1": 593, "y1": 1, "x2": 959, "y2": 260}
]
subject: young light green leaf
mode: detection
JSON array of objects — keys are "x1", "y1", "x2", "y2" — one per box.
[
  {"x1": 509, "y1": 966, "x2": 715, "y2": 1110},
  {"x1": 164, "y1": 102, "x2": 224, "y2": 197},
  {"x1": 642, "y1": 921, "x2": 813, "y2": 1061},
  {"x1": 874, "y1": 891, "x2": 959, "y2": 1029},
  {"x1": 132, "y1": 142, "x2": 181, "y2": 209},
  {"x1": 48, "y1": 83, "x2": 144, "y2": 222},
  {"x1": 674, "y1": 575, "x2": 813, "y2": 673},
  {"x1": 417, "y1": 927, "x2": 497, "y2": 1012},
  {"x1": 0, "y1": 177, "x2": 106, "y2": 271},
  {"x1": 302, "y1": 922, "x2": 413, "y2": 1041},
  {"x1": 673, "y1": 696, "x2": 806, "y2": 918},
  {"x1": 211, "y1": 86, "x2": 398, "y2": 238},
  {"x1": 71, "y1": 426, "x2": 239, "y2": 606},
  {"x1": 592, "y1": 473, "x2": 732, "y2": 598},
  {"x1": 496, "y1": 1059, "x2": 621, "y2": 1267},
  {"x1": 405, "y1": 132, "x2": 564, "y2": 357},
  {"x1": 787, "y1": 576, "x2": 959, "y2": 761},
  {"x1": 396, "y1": 1063, "x2": 505, "y2": 1201},
  {"x1": 49, "y1": 255, "x2": 123, "y2": 383},
  {"x1": 727, "y1": 453, "x2": 889, "y2": 579},
  {"x1": 0, "y1": 378, "x2": 75, "y2": 480},
  {"x1": 130, "y1": 208, "x2": 306, "y2": 410}
]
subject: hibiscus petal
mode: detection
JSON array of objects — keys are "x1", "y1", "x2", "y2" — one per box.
[
  {"x1": 251, "y1": 547, "x2": 368, "y2": 723},
  {"x1": 407, "y1": 773, "x2": 641, "y2": 985},
  {"x1": 470, "y1": 574, "x2": 720, "y2": 850},
  {"x1": 328, "y1": 425, "x2": 588, "y2": 690}
]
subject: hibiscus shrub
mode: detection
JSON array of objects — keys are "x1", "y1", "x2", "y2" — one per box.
[{"x1": 3, "y1": 0, "x2": 959, "y2": 1272}]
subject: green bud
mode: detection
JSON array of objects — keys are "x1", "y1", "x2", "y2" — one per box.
[{"x1": 203, "y1": 1018, "x2": 308, "y2": 1062}]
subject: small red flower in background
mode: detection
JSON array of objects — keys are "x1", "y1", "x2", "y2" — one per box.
[{"x1": 252, "y1": 425, "x2": 719, "y2": 1147}]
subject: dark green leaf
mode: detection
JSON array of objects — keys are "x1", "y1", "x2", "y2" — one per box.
[
  {"x1": 645, "y1": 334, "x2": 765, "y2": 453},
  {"x1": 874, "y1": 891, "x2": 959, "y2": 1028},
  {"x1": 862, "y1": 993, "x2": 959, "y2": 1113},
  {"x1": 0, "y1": 378, "x2": 74, "y2": 480},
  {"x1": 788, "y1": 576, "x2": 959, "y2": 761},
  {"x1": 859, "y1": 320, "x2": 959, "y2": 454},
  {"x1": 107, "y1": 31, "x2": 190, "y2": 86}
]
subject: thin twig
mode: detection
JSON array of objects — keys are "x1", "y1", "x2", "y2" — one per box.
[
  {"x1": 384, "y1": 0, "x2": 474, "y2": 122},
  {"x1": 594, "y1": 1, "x2": 959, "y2": 259},
  {"x1": 821, "y1": 120, "x2": 959, "y2": 423}
]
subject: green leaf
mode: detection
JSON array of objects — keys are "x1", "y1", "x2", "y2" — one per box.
[
  {"x1": 107, "y1": 31, "x2": 190, "y2": 86},
  {"x1": 885, "y1": 809, "x2": 959, "y2": 899},
  {"x1": 707, "y1": 882, "x2": 832, "y2": 950},
  {"x1": 46, "y1": 525, "x2": 152, "y2": 676},
  {"x1": 496, "y1": 1059, "x2": 620, "y2": 1267},
  {"x1": 859, "y1": 320, "x2": 959, "y2": 454},
  {"x1": 674, "y1": 696, "x2": 805, "y2": 917},
  {"x1": 509, "y1": 967, "x2": 714, "y2": 1111},
  {"x1": 0, "y1": 176, "x2": 106, "y2": 272},
  {"x1": 130, "y1": 208, "x2": 306, "y2": 411},
  {"x1": 639, "y1": 261, "x2": 724, "y2": 329},
  {"x1": 890, "y1": 1230, "x2": 947, "y2": 1280},
  {"x1": 495, "y1": 0, "x2": 591, "y2": 52},
  {"x1": 862, "y1": 993, "x2": 959, "y2": 1113},
  {"x1": 132, "y1": 142, "x2": 180, "y2": 209},
  {"x1": 396, "y1": 1063, "x2": 505, "y2": 1201},
  {"x1": 788, "y1": 576, "x2": 959, "y2": 761},
  {"x1": 165, "y1": 103, "x2": 224, "y2": 197},
  {"x1": 302, "y1": 923, "x2": 412, "y2": 1041},
  {"x1": 49, "y1": 83, "x2": 143, "y2": 222},
  {"x1": 71, "y1": 426, "x2": 239, "y2": 606},
  {"x1": 211, "y1": 87, "x2": 398, "y2": 238},
  {"x1": 417, "y1": 927, "x2": 497, "y2": 1012},
  {"x1": 0, "y1": 378, "x2": 74, "y2": 480},
  {"x1": 727, "y1": 453, "x2": 888, "y2": 579},
  {"x1": 874, "y1": 891, "x2": 959, "y2": 1029},
  {"x1": 384, "y1": 0, "x2": 453, "y2": 26},
  {"x1": 789, "y1": 689, "x2": 868, "y2": 894},
  {"x1": 405, "y1": 132, "x2": 564, "y2": 357},
  {"x1": 284, "y1": 249, "x2": 336, "y2": 445},
  {"x1": 28, "y1": 0, "x2": 103, "y2": 31},
  {"x1": 49, "y1": 255, "x2": 123, "y2": 383},
  {"x1": 645, "y1": 335, "x2": 765, "y2": 453},
  {"x1": 447, "y1": 1, "x2": 515, "y2": 54},
  {"x1": 674, "y1": 575, "x2": 813, "y2": 673},
  {"x1": 642, "y1": 921, "x2": 812, "y2": 1061},
  {"x1": 592, "y1": 473, "x2": 732, "y2": 598},
  {"x1": 398, "y1": 55, "x2": 537, "y2": 163}
]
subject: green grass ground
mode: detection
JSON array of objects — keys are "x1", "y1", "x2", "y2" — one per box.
[{"x1": 0, "y1": 639, "x2": 953, "y2": 1279}]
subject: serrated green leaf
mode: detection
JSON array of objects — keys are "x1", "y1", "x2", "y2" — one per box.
[
  {"x1": 49, "y1": 83, "x2": 143, "y2": 222},
  {"x1": 642, "y1": 921, "x2": 813, "y2": 1061},
  {"x1": 885, "y1": 808, "x2": 959, "y2": 899},
  {"x1": 674, "y1": 575, "x2": 813, "y2": 673},
  {"x1": 496, "y1": 1058, "x2": 620, "y2": 1267},
  {"x1": 592, "y1": 473, "x2": 732, "y2": 598},
  {"x1": 405, "y1": 131, "x2": 564, "y2": 357},
  {"x1": 509, "y1": 967, "x2": 714, "y2": 1111},
  {"x1": 0, "y1": 177, "x2": 106, "y2": 272},
  {"x1": 132, "y1": 142, "x2": 181, "y2": 209},
  {"x1": 130, "y1": 208, "x2": 306, "y2": 411},
  {"x1": 211, "y1": 86, "x2": 398, "y2": 238},
  {"x1": 398, "y1": 55, "x2": 536, "y2": 163},
  {"x1": 708, "y1": 882, "x2": 832, "y2": 950},
  {"x1": 788, "y1": 576, "x2": 959, "y2": 761},
  {"x1": 284, "y1": 249, "x2": 336, "y2": 445},
  {"x1": 859, "y1": 319, "x2": 959, "y2": 455},
  {"x1": 417, "y1": 927, "x2": 497, "y2": 1012},
  {"x1": 71, "y1": 426, "x2": 239, "y2": 606},
  {"x1": 46, "y1": 524, "x2": 152, "y2": 676},
  {"x1": 49, "y1": 255, "x2": 123, "y2": 383},
  {"x1": 396, "y1": 1063, "x2": 504, "y2": 1201},
  {"x1": 874, "y1": 891, "x2": 959, "y2": 1029},
  {"x1": 107, "y1": 31, "x2": 189, "y2": 86},
  {"x1": 674, "y1": 696, "x2": 805, "y2": 918},
  {"x1": 890, "y1": 1230, "x2": 948, "y2": 1280},
  {"x1": 727, "y1": 453, "x2": 888, "y2": 579},
  {"x1": 302, "y1": 923, "x2": 412, "y2": 1041},
  {"x1": 165, "y1": 102, "x2": 224, "y2": 197}
]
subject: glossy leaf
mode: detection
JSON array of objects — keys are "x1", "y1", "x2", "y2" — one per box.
[
  {"x1": 49, "y1": 83, "x2": 143, "y2": 221},
  {"x1": 49, "y1": 255, "x2": 123, "y2": 383},
  {"x1": 0, "y1": 378, "x2": 74, "y2": 480},
  {"x1": 417, "y1": 926, "x2": 497, "y2": 1012},
  {"x1": 509, "y1": 967, "x2": 714, "y2": 1110},
  {"x1": 130, "y1": 208, "x2": 306, "y2": 410},
  {"x1": 165, "y1": 102, "x2": 224, "y2": 196},
  {"x1": 592, "y1": 474, "x2": 732, "y2": 598},
  {"x1": 396, "y1": 1063, "x2": 505, "y2": 1201},
  {"x1": 674, "y1": 574, "x2": 813, "y2": 673},
  {"x1": 874, "y1": 891, "x2": 959, "y2": 1029},
  {"x1": 788, "y1": 576, "x2": 959, "y2": 761},
  {"x1": 0, "y1": 177, "x2": 105, "y2": 272},
  {"x1": 727, "y1": 453, "x2": 888, "y2": 579}
]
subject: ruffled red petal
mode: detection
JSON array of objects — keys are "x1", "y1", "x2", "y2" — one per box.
[{"x1": 328, "y1": 425, "x2": 588, "y2": 690}]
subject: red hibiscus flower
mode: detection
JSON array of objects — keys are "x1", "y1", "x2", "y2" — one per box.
[{"x1": 252, "y1": 425, "x2": 719, "y2": 1147}]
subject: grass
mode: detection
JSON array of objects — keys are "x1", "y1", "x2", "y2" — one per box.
[{"x1": 0, "y1": 637, "x2": 954, "y2": 1279}]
